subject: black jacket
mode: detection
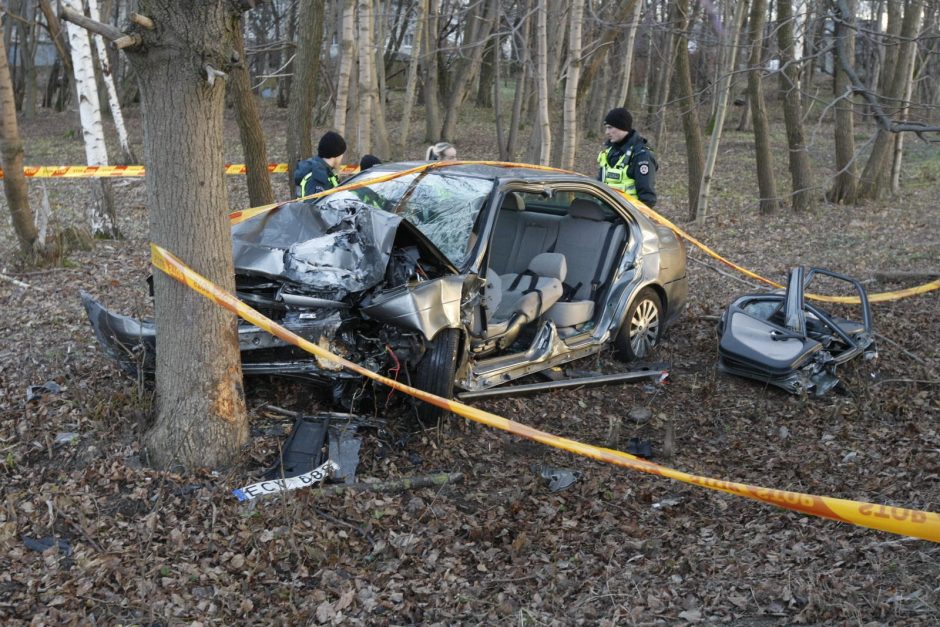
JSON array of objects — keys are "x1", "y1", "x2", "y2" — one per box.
[
  {"x1": 598, "y1": 130, "x2": 658, "y2": 207},
  {"x1": 293, "y1": 156, "x2": 337, "y2": 197}
]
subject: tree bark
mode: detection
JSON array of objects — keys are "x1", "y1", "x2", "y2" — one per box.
[
  {"x1": 672, "y1": 0, "x2": 704, "y2": 220},
  {"x1": 333, "y1": 0, "x2": 355, "y2": 137},
  {"x1": 87, "y1": 0, "x2": 136, "y2": 164},
  {"x1": 828, "y1": 0, "x2": 858, "y2": 205},
  {"x1": 697, "y1": 0, "x2": 748, "y2": 222},
  {"x1": 535, "y1": 0, "x2": 551, "y2": 165},
  {"x1": 422, "y1": 0, "x2": 442, "y2": 143},
  {"x1": 15, "y1": 0, "x2": 38, "y2": 120},
  {"x1": 614, "y1": 0, "x2": 643, "y2": 109},
  {"x1": 369, "y1": 2, "x2": 390, "y2": 158},
  {"x1": 858, "y1": 0, "x2": 923, "y2": 201},
  {"x1": 124, "y1": 0, "x2": 253, "y2": 470},
  {"x1": 63, "y1": 0, "x2": 119, "y2": 238},
  {"x1": 560, "y1": 0, "x2": 584, "y2": 170},
  {"x1": 0, "y1": 32, "x2": 53, "y2": 262},
  {"x1": 777, "y1": 0, "x2": 814, "y2": 211},
  {"x1": 357, "y1": 0, "x2": 374, "y2": 154},
  {"x1": 505, "y1": 14, "x2": 530, "y2": 160},
  {"x1": 231, "y1": 16, "x2": 273, "y2": 208},
  {"x1": 286, "y1": 0, "x2": 324, "y2": 196},
  {"x1": 746, "y1": 0, "x2": 779, "y2": 214}
]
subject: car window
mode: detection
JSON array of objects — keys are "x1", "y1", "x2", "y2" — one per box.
[{"x1": 325, "y1": 171, "x2": 494, "y2": 267}]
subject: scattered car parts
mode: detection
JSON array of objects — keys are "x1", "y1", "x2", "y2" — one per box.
[{"x1": 717, "y1": 267, "x2": 876, "y2": 395}]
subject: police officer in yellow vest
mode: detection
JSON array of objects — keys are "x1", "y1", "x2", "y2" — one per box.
[
  {"x1": 597, "y1": 108, "x2": 658, "y2": 207},
  {"x1": 294, "y1": 131, "x2": 346, "y2": 198}
]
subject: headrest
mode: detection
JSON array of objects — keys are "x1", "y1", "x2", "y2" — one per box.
[
  {"x1": 528, "y1": 252, "x2": 567, "y2": 282},
  {"x1": 567, "y1": 199, "x2": 606, "y2": 221},
  {"x1": 500, "y1": 192, "x2": 525, "y2": 212}
]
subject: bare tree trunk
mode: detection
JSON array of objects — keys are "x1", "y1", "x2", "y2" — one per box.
[
  {"x1": 423, "y1": 0, "x2": 441, "y2": 142},
  {"x1": 397, "y1": 0, "x2": 426, "y2": 158},
  {"x1": 231, "y1": 16, "x2": 273, "y2": 207},
  {"x1": 16, "y1": 0, "x2": 38, "y2": 120},
  {"x1": 672, "y1": 0, "x2": 704, "y2": 220},
  {"x1": 333, "y1": 0, "x2": 355, "y2": 136},
  {"x1": 278, "y1": 0, "x2": 297, "y2": 108},
  {"x1": 357, "y1": 0, "x2": 374, "y2": 154},
  {"x1": 440, "y1": 0, "x2": 496, "y2": 141},
  {"x1": 0, "y1": 35, "x2": 53, "y2": 262},
  {"x1": 63, "y1": 0, "x2": 119, "y2": 238},
  {"x1": 614, "y1": 0, "x2": 643, "y2": 109},
  {"x1": 828, "y1": 0, "x2": 858, "y2": 204},
  {"x1": 286, "y1": 0, "x2": 325, "y2": 196},
  {"x1": 560, "y1": 0, "x2": 584, "y2": 170},
  {"x1": 87, "y1": 0, "x2": 135, "y2": 164},
  {"x1": 746, "y1": 0, "x2": 779, "y2": 214},
  {"x1": 858, "y1": 0, "x2": 923, "y2": 201},
  {"x1": 777, "y1": 0, "x2": 814, "y2": 211},
  {"x1": 475, "y1": 36, "x2": 496, "y2": 108},
  {"x1": 891, "y1": 37, "x2": 918, "y2": 194},
  {"x1": 369, "y1": 2, "x2": 390, "y2": 158},
  {"x1": 506, "y1": 15, "x2": 530, "y2": 160},
  {"x1": 652, "y1": 22, "x2": 678, "y2": 151},
  {"x1": 697, "y1": 0, "x2": 748, "y2": 222},
  {"x1": 84, "y1": 0, "x2": 255, "y2": 470},
  {"x1": 535, "y1": 0, "x2": 551, "y2": 165}
]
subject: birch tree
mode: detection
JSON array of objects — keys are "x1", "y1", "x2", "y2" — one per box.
[
  {"x1": 333, "y1": 0, "x2": 355, "y2": 136},
  {"x1": 535, "y1": 0, "x2": 551, "y2": 165},
  {"x1": 560, "y1": 0, "x2": 584, "y2": 170},
  {"x1": 613, "y1": 0, "x2": 643, "y2": 109},
  {"x1": 357, "y1": 0, "x2": 374, "y2": 153},
  {"x1": 87, "y1": 0, "x2": 135, "y2": 164},
  {"x1": 63, "y1": 0, "x2": 119, "y2": 238}
]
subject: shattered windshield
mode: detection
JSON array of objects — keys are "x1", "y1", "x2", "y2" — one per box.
[{"x1": 326, "y1": 170, "x2": 494, "y2": 267}]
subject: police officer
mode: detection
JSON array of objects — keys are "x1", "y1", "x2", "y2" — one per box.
[
  {"x1": 597, "y1": 108, "x2": 658, "y2": 207},
  {"x1": 294, "y1": 131, "x2": 347, "y2": 197}
]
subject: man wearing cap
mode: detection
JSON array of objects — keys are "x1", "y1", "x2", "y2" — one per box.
[
  {"x1": 597, "y1": 108, "x2": 658, "y2": 207},
  {"x1": 294, "y1": 131, "x2": 347, "y2": 197}
]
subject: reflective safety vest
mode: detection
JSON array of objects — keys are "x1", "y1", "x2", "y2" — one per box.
[
  {"x1": 597, "y1": 146, "x2": 636, "y2": 194},
  {"x1": 299, "y1": 170, "x2": 339, "y2": 197}
]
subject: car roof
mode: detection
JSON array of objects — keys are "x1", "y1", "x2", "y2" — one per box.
[{"x1": 364, "y1": 161, "x2": 592, "y2": 186}]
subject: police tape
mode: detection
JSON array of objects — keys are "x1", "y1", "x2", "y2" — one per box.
[
  {"x1": 0, "y1": 163, "x2": 361, "y2": 178},
  {"x1": 150, "y1": 243, "x2": 940, "y2": 543},
  {"x1": 233, "y1": 460, "x2": 338, "y2": 501}
]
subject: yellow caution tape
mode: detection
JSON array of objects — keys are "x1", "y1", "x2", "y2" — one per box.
[
  {"x1": 0, "y1": 163, "x2": 363, "y2": 178},
  {"x1": 617, "y1": 191, "x2": 940, "y2": 304},
  {"x1": 151, "y1": 243, "x2": 940, "y2": 543}
]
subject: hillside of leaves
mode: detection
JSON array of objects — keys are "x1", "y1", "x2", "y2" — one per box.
[{"x1": 0, "y1": 101, "x2": 938, "y2": 624}]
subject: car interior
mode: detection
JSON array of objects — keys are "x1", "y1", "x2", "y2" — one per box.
[{"x1": 473, "y1": 189, "x2": 630, "y2": 354}]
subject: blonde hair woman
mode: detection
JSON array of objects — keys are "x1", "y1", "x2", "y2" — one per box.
[{"x1": 426, "y1": 142, "x2": 457, "y2": 161}]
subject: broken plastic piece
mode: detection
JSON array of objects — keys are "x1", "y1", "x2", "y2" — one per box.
[
  {"x1": 26, "y1": 381, "x2": 61, "y2": 403},
  {"x1": 266, "y1": 415, "x2": 329, "y2": 479},
  {"x1": 328, "y1": 424, "x2": 362, "y2": 484},
  {"x1": 532, "y1": 465, "x2": 582, "y2": 492}
]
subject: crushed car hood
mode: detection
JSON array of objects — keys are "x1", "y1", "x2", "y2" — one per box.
[{"x1": 232, "y1": 199, "x2": 405, "y2": 297}]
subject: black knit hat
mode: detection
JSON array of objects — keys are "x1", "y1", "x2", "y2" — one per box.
[
  {"x1": 603, "y1": 107, "x2": 633, "y2": 132},
  {"x1": 359, "y1": 154, "x2": 382, "y2": 171},
  {"x1": 317, "y1": 131, "x2": 347, "y2": 159}
]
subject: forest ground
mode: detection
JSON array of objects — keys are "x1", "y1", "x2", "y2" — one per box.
[{"x1": 1, "y1": 96, "x2": 939, "y2": 625}]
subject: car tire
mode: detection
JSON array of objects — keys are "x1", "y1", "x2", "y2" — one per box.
[
  {"x1": 615, "y1": 287, "x2": 663, "y2": 361},
  {"x1": 413, "y1": 328, "x2": 460, "y2": 423}
]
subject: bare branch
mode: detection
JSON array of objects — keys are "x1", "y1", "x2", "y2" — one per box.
[
  {"x1": 59, "y1": 4, "x2": 143, "y2": 49},
  {"x1": 129, "y1": 13, "x2": 155, "y2": 30}
]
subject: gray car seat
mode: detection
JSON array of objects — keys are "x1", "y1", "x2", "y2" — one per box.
[
  {"x1": 482, "y1": 252, "x2": 567, "y2": 349},
  {"x1": 544, "y1": 199, "x2": 626, "y2": 329}
]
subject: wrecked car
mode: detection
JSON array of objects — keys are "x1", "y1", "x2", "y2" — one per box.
[
  {"x1": 83, "y1": 163, "x2": 688, "y2": 418},
  {"x1": 717, "y1": 267, "x2": 876, "y2": 395}
]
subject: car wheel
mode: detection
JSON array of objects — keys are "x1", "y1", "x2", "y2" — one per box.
[
  {"x1": 413, "y1": 328, "x2": 460, "y2": 423},
  {"x1": 615, "y1": 287, "x2": 662, "y2": 361}
]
